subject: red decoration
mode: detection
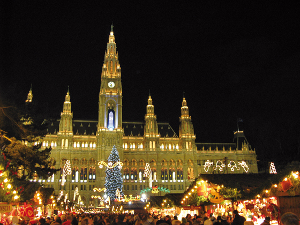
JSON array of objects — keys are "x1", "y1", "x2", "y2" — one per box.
[
  {"x1": 5, "y1": 191, "x2": 10, "y2": 195},
  {"x1": 6, "y1": 161, "x2": 11, "y2": 169},
  {"x1": 281, "y1": 178, "x2": 292, "y2": 192},
  {"x1": 25, "y1": 205, "x2": 34, "y2": 218}
]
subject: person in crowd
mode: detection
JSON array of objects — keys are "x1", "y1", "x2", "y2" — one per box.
[
  {"x1": 186, "y1": 215, "x2": 193, "y2": 225},
  {"x1": 192, "y1": 216, "x2": 202, "y2": 225},
  {"x1": 204, "y1": 217, "x2": 212, "y2": 225},
  {"x1": 220, "y1": 216, "x2": 229, "y2": 225},
  {"x1": 172, "y1": 216, "x2": 181, "y2": 225},
  {"x1": 71, "y1": 216, "x2": 78, "y2": 225},
  {"x1": 62, "y1": 215, "x2": 73, "y2": 225},
  {"x1": 260, "y1": 217, "x2": 270, "y2": 225},
  {"x1": 231, "y1": 210, "x2": 246, "y2": 225},
  {"x1": 244, "y1": 215, "x2": 254, "y2": 225},
  {"x1": 281, "y1": 212, "x2": 299, "y2": 225},
  {"x1": 213, "y1": 216, "x2": 222, "y2": 225},
  {"x1": 51, "y1": 216, "x2": 61, "y2": 225}
]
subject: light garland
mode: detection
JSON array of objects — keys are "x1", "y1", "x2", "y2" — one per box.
[
  {"x1": 61, "y1": 160, "x2": 72, "y2": 186},
  {"x1": 269, "y1": 162, "x2": 277, "y2": 174},
  {"x1": 204, "y1": 160, "x2": 213, "y2": 172},
  {"x1": 228, "y1": 161, "x2": 239, "y2": 171},
  {"x1": 238, "y1": 161, "x2": 249, "y2": 173},
  {"x1": 214, "y1": 160, "x2": 226, "y2": 172},
  {"x1": 98, "y1": 161, "x2": 123, "y2": 169},
  {"x1": 203, "y1": 160, "x2": 250, "y2": 173},
  {"x1": 93, "y1": 187, "x2": 106, "y2": 192},
  {"x1": 143, "y1": 163, "x2": 152, "y2": 188}
]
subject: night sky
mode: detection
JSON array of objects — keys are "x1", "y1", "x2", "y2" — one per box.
[{"x1": 1, "y1": 2, "x2": 300, "y2": 167}]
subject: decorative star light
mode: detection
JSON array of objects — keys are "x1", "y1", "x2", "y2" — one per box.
[
  {"x1": 238, "y1": 161, "x2": 249, "y2": 173},
  {"x1": 204, "y1": 160, "x2": 213, "y2": 172}
]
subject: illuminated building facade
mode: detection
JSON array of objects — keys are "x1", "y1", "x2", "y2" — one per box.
[{"x1": 39, "y1": 28, "x2": 258, "y2": 206}]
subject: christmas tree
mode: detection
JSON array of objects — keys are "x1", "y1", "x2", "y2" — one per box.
[{"x1": 104, "y1": 146, "x2": 123, "y2": 201}]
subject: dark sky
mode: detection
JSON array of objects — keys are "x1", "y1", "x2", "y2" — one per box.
[{"x1": 1, "y1": 2, "x2": 300, "y2": 165}]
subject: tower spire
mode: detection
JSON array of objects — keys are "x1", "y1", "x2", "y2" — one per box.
[{"x1": 25, "y1": 85, "x2": 33, "y2": 103}]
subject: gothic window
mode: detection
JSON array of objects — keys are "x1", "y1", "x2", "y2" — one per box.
[
  {"x1": 82, "y1": 142, "x2": 84, "y2": 148},
  {"x1": 161, "y1": 168, "x2": 168, "y2": 181},
  {"x1": 93, "y1": 142, "x2": 96, "y2": 148},
  {"x1": 74, "y1": 142, "x2": 76, "y2": 148},
  {"x1": 169, "y1": 144, "x2": 172, "y2": 150},
  {"x1": 107, "y1": 110, "x2": 115, "y2": 130},
  {"x1": 139, "y1": 159, "x2": 145, "y2": 167},
  {"x1": 169, "y1": 168, "x2": 173, "y2": 181},
  {"x1": 81, "y1": 158, "x2": 87, "y2": 165},
  {"x1": 176, "y1": 144, "x2": 179, "y2": 150},
  {"x1": 150, "y1": 159, "x2": 156, "y2": 166},
  {"x1": 170, "y1": 159, "x2": 175, "y2": 166},
  {"x1": 89, "y1": 158, "x2": 96, "y2": 165},
  {"x1": 162, "y1": 159, "x2": 167, "y2": 166},
  {"x1": 177, "y1": 168, "x2": 183, "y2": 180},
  {"x1": 150, "y1": 141, "x2": 152, "y2": 149},
  {"x1": 139, "y1": 168, "x2": 144, "y2": 181},
  {"x1": 77, "y1": 142, "x2": 80, "y2": 148},
  {"x1": 124, "y1": 159, "x2": 129, "y2": 166},
  {"x1": 131, "y1": 168, "x2": 137, "y2": 181},
  {"x1": 152, "y1": 168, "x2": 157, "y2": 180},
  {"x1": 161, "y1": 144, "x2": 164, "y2": 150},
  {"x1": 124, "y1": 168, "x2": 129, "y2": 180},
  {"x1": 61, "y1": 139, "x2": 64, "y2": 148},
  {"x1": 72, "y1": 158, "x2": 79, "y2": 165},
  {"x1": 80, "y1": 167, "x2": 87, "y2": 182},
  {"x1": 72, "y1": 167, "x2": 79, "y2": 182},
  {"x1": 131, "y1": 159, "x2": 137, "y2": 166},
  {"x1": 153, "y1": 141, "x2": 155, "y2": 149},
  {"x1": 89, "y1": 167, "x2": 96, "y2": 180}
]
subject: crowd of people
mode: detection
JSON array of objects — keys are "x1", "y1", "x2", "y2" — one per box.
[{"x1": 2, "y1": 210, "x2": 298, "y2": 225}]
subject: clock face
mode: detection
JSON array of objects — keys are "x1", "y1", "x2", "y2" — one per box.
[{"x1": 108, "y1": 81, "x2": 115, "y2": 88}]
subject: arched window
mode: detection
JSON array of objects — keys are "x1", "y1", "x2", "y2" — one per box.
[
  {"x1": 177, "y1": 168, "x2": 183, "y2": 180},
  {"x1": 124, "y1": 168, "x2": 129, "y2": 180},
  {"x1": 107, "y1": 110, "x2": 115, "y2": 130},
  {"x1": 161, "y1": 168, "x2": 168, "y2": 181},
  {"x1": 139, "y1": 168, "x2": 144, "y2": 181},
  {"x1": 89, "y1": 167, "x2": 96, "y2": 180},
  {"x1": 72, "y1": 167, "x2": 79, "y2": 182},
  {"x1": 152, "y1": 168, "x2": 157, "y2": 180},
  {"x1": 131, "y1": 168, "x2": 137, "y2": 181},
  {"x1": 80, "y1": 167, "x2": 87, "y2": 182}
]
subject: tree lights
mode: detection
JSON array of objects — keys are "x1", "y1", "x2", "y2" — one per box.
[
  {"x1": 61, "y1": 160, "x2": 72, "y2": 186},
  {"x1": 104, "y1": 146, "x2": 123, "y2": 201}
]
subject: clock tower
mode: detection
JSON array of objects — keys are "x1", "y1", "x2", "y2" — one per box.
[{"x1": 97, "y1": 26, "x2": 123, "y2": 166}]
